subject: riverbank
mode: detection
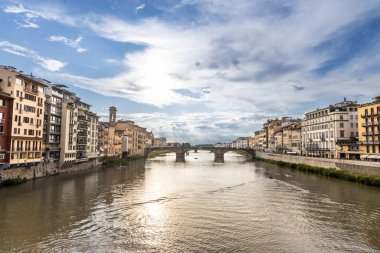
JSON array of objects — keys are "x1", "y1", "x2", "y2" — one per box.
[
  {"x1": 255, "y1": 156, "x2": 380, "y2": 187},
  {"x1": 0, "y1": 158, "x2": 101, "y2": 186}
]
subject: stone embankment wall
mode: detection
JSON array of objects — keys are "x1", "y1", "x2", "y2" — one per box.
[
  {"x1": 0, "y1": 159, "x2": 101, "y2": 183},
  {"x1": 256, "y1": 151, "x2": 380, "y2": 176}
]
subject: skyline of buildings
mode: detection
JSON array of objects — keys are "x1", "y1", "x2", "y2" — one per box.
[
  {"x1": 1, "y1": 64, "x2": 380, "y2": 168},
  {"x1": 0, "y1": 65, "x2": 166, "y2": 169}
]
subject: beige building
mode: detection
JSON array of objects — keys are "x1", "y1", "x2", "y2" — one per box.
[
  {"x1": 153, "y1": 137, "x2": 167, "y2": 147},
  {"x1": 0, "y1": 66, "x2": 46, "y2": 167},
  {"x1": 302, "y1": 98, "x2": 359, "y2": 158},
  {"x1": 59, "y1": 89, "x2": 79, "y2": 166},
  {"x1": 282, "y1": 122, "x2": 302, "y2": 154},
  {"x1": 76, "y1": 100, "x2": 99, "y2": 160},
  {"x1": 264, "y1": 117, "x2": 289, "y2": 150},
  {"x1": 252, "y1": 130, "x2": 266, "y2": 150},
  {"x1": 99, "y1": 106, "x2": 155, "y2": 157},
  {"x1": 99, "y1": 107, "x2": 121, "y2": 158}
]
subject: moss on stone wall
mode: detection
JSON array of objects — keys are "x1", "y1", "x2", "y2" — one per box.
[{"x1": 2, "y1": 177, "x2": 27, "y2": 186}]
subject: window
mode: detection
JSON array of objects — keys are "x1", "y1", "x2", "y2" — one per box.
[
  {"x1": 15, "y1": 78, "x2": 22, "y2": 85},
  {"x1": 0, "y1": 99, "x2": 4, "y2": 106},
  {"x1": 340, "y1": 122, "x2": 344, "y2": 128},
  {"x1": 7, "y1": 76, "x2": 12, "y2": 86},
  {"x1": 25, "y1": 94, "x2": 36, "y2": 101},
  {"x1": 340, "y1": 130, "x2": 345, "y2": 138},
  {"x1": 340, "y1": 115, "x2": 344, "y2": 120}
]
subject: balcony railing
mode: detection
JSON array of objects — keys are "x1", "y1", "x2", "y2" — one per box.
[
  {"x1": 24, "y1": 88, "x2": 38, "y2": 94},
  {"x1": 362, "y1": 122, "x2": 379, "y2": 127},
  {"x1": 305, "y1": 147, "x2": 331, "y2": 151},
  {"x1": 360, "y1": 141, "x2": 380, "y2": 145}
]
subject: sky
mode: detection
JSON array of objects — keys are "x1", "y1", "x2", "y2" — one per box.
[{"x1": 1, "y1": 0, "x2": 380, "y2": 144}]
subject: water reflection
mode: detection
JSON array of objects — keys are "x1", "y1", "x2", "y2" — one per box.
[{"x1": 0, "y1": 152, "x2": 379, "y2": 252}]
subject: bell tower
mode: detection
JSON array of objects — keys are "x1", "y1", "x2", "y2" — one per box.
[{"x1": 109, "y1": 106, "x2": 117, "y2": 127}]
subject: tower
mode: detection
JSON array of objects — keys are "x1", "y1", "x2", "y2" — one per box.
[{"x1": 109, "y1": 106, "x2": 117, "y2": 126}]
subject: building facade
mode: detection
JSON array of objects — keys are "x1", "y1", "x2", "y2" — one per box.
[
  {"x1": 0, "y1": 66, "x2": 46, "y2": 167},
  {"x1": 358, "y1": 97, "x2": 380, "y2": 160},
  {"x1": 302, "y1": 98, "x2": 358, "y2": 158}
]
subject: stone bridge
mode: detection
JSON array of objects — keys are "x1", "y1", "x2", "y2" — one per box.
[{"x1": 145, "y1": 146, "x2": 256, "y2": 163}]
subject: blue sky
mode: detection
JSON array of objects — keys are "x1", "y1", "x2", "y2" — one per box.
[{"x1": 1, "y1": 0, "x2": 380, "y2": 144}]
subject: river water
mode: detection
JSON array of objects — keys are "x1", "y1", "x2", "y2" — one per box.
[{"x1": 0, "y1": 151, "x2": 380, "y2": 252}]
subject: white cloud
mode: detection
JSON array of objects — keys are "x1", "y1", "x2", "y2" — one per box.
[
  {"x1": 48, "y1": 35, "x2": 87, "y2": 53},
  {"x1": 135, "y1": 4, "x2": 145, "y2": 12},
  {"x1": 105, "y1": 58, "x2": 118, "y2": 64},
  {"x1": 3, "y1": 3, "x2": 77, "y2": 28},
  {"x1": 4, "y1": 1, "x2": 380, "y2": 127},
  {"x1": 0, "y1": 41, "x2": 67, "y2": 71}
]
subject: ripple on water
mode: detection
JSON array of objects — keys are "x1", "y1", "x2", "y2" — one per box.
[{"x1": 2, "y1": 153, "x2": 380, "y2": 252}]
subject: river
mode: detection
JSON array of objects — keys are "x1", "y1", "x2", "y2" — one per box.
[{"x1": 0, "y1": 151, "x2": 379, "y2": 252}]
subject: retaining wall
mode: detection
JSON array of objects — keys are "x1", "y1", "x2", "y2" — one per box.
[
  {"x1": 256, "y1": 151, "x2": 380, "y2": 176},
  {"x1": 0, "y1": 158, "x2": 101, "y2": 183}
]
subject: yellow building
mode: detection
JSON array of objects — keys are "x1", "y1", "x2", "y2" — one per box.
[
  {"x1": 0, "y1": 66, "x2": 47, "y2": 167},
  {"x1": 358, "y1": 97, "x2": 380, "y2": 160},
  {"x1": 282, "y1": 123, "x2": 302, "y2": 154}
]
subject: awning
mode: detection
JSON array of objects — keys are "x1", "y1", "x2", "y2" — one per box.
[{"x1": 360, "y1": 154, "x2": 368, "y2": 159}]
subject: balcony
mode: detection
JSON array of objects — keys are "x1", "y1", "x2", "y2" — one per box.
[
  {"x1": 362, "y1": 132, "x2": 373, "y2": 136},
  {"x1": 77, "y1": 131, "x2": 87, "y2": 136},
  {"x1": 361, "y1": 141, "x2": 380, "y2": 145},
  {"x1": 362, "y1": 122, "x2": 380, "y2": 127},
  {"x1": 51, "y1": 110, "x2": 62, "y2": 116},
  {"x1": 305, "y1": 147, "x2": 330, "y2": 151},
  {"x1": 24, "y1": 88, "x2": 38, "y2": 95},
  {"x1": 78, "y1": 116, "x2": 89, "y2": 122},
  {"x1": 78, "y1": 124, "x2": 87, "y2": 130}
]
